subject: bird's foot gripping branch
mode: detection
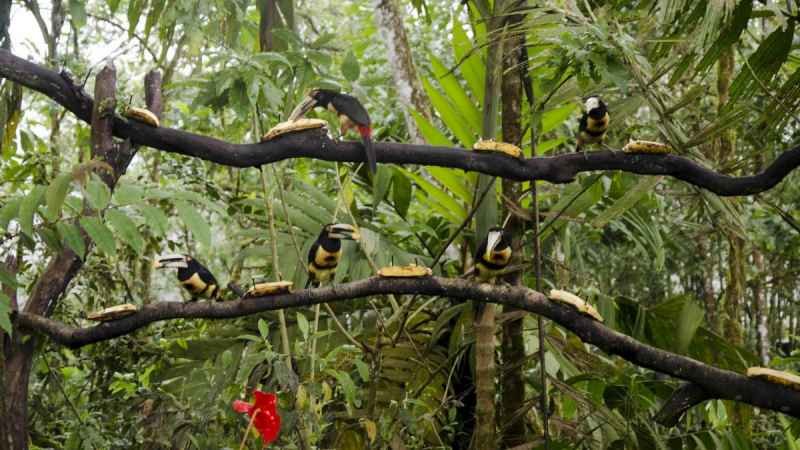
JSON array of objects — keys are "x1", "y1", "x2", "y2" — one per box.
[
  {"x1": 1, "y1": 49, "x2": 799, "y2": 195},
  {"x1": 12, "y1": 276, "x2": 800, "y2": 422}
]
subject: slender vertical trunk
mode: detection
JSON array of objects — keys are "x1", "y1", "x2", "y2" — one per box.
[
  {"x1": 139, "y1": 71, "x2": 164, "y2": 303},
  {"x1": 258, "y1": 0, "x2": 283, "y2": 52},
  {"x1": 499, "y1": 10, "x2": 527, "y2": 447},
  {"x1": 474, "y1": 2, "x2": 507, "y2": 448},
  {"x1": 373, "y1": 0, "x2": 432, "y2": 144}
]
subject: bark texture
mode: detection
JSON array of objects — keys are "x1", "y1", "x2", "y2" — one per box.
[
  {"x1": 499, "y1": 15, "x2": 528, "y2": 447},
  {"x1": 2, "y1": 49, "x2": 797, "y2": 194},
  {"x1": 14, "y1": 276, "x2": 800, "y2": 420},
  {"x1": 373, "y1": 0, "x2": 432, "y2": 143}
]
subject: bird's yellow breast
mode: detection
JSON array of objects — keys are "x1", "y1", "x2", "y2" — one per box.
[
  {"x1": 314, "y1": 246, "x2": 341, "y2": 268},
  {"x1": 181, "y1": 273, "x2": 213, "y2": 296},
  {"x1": 586, "y1": 114, "x2": 609, "y2": 132}
]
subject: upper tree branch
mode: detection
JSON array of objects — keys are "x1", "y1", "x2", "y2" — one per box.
[
  {"x1": 1, "y1": 49, "x2": 798, "y2": 196},
  {"x1": 12, "y1": 276, "x2": 800, "y2": 420}
]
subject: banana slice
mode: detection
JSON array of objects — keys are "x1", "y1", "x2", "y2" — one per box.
[
  {"x1": 378, "y1": 264, "x2": 433, "y2": 278},
  {"x1": 244, "y1": 281, "x2": 294, "y2": 298},
  {"x1": 87, "y1": 303, "x2": 138, "y2": 321},
  {"x1": 622, "y1": 139, "x2": 671, "y2": 154},
  {"x1": 472, "y1": 139, "x2": 523, "y2": 158},
  {"x1": 261, "y1": 118, "x2": 328, "y2": 141},
  {"x1": 548, "y1": 289, "x2": 603, "y2": 322},
  {"x1": 746, "y1": 367, "x2": 800, "y2": 390},
  {"x1": 124, "y1": 107, "x2": 160, "y2": 127}
]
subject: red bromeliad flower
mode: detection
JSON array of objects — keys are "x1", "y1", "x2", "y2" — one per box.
[{"x1": 232, "y1": 390, "x2": 281, "y2": 445}]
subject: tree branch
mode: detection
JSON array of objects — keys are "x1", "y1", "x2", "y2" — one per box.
[
  {"x1": 1, "y1": 49, "x2": 798, "y2": 196},
  {"x1": 12, "y1": 276, "x2": 800, "y2": 420},
  {"x1": 653, "y1": 382, "x2": 711, "y2": 426}
]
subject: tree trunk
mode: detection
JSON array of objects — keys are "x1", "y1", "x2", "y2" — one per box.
[
  {"x1": 373, "y1": 0, "x2": 432, "y2": 144},
  {"x1": 0, "y1": 64, "x2": 159, "y2": 450},
  {"x1": 474, "y1": 2, "x2": 507, "y2": 448},
  {"x1": 258, "y1": 0, "x2": 283, "y2": 52},
  {"x1": 499, "y1": 12, "x2": 528, "y2": 447},
  {"x1": 753, "y1": 250, "x2": 769, "y2": 365}
]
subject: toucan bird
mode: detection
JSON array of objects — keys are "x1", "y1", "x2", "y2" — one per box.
[
  {"x1": 289, "y1": 89, "x2": 376, "y2": 174},
  {"x1": 154, "y1": 255, "x2": 220, "y2": 301},
  {"x1": 306, "y1": 223, "x2": 360, "y2": 288},
  {"x1": 474, "y1": 227, "x2": 512, "y2": 283},
  {"x1": 576, "y1": 95, "x2": 609, "y2": 153}
]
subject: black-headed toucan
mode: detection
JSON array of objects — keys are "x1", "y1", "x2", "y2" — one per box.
[
  {"x1": 154, "y1": 255, "x2": 220, "y2": 301},
  {"x1": 576, "y1": 95, "x2": 609, "y2": 152},
  {"x1": 474, "y1": 227, "x2": 512, "y2": 283},
  {"x1": 289, "y1": 89, "x2": 377, "y2": 174},
  {"x1": 306, "y1": 223, "x2": 360, "y2": 288}
]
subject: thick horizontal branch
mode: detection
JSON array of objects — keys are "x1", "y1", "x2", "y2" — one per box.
[
  {"x1": 2, "y1": 49, "x2": 799, "y2": 195},
  {"x1": 13, "y1": 276, "x2": 800, "y2": 419}
]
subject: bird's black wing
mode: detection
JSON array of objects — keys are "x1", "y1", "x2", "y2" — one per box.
[
  {"x1": 308, "y1": 240, "x2": 320, "y2": 265},
  {"x1": 331, "y1": 93, "x2": 371, "y2": 126},
  {"x1": 474, "y1": 238, "x2": 488, "y2": 262},
  {"x1": 578, "y1": 113, "x2": 588, "y2": 132},
  {"x1": 194, "y1": 261, "x2": 218, "y2": 285}
]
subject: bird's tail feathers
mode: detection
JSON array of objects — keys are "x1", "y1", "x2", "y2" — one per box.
[{"x1": 358, "y1": 126, "x2": 377, "y2": 174}]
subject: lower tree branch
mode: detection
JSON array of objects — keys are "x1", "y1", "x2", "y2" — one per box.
[
  {"x1": 653, "y1": 382, "x2": 711, "y2": 426},
  {"x1": 12, "y1": 276, "x2": 800, "y2": 420},
  {"x1": 1, "y1": 49, "x2": 798, "y2": 196}
]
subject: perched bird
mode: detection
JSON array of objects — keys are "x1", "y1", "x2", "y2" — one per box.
[
  {"x1": 474, "y1": 227, "x2": 512, "y2": 283},
  {"x1": 306, "y1": 223, "x2": 360, "y2": 288},
  {"x1": 154, "y1": 254, "x2": 220, "y2": 301},
  {"x1": 289, "y1": 89, "x2": 376, "y2": 174},
  {"x1": 576, "y1": 95, "x2": 609, "y2": 154}
]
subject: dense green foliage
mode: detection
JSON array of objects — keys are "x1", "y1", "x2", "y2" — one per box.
[{"x1": 2, "y1": 0, "x2": 800, "y2": 448}]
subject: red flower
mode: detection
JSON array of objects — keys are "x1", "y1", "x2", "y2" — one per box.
[{"x1": 232, "y1": 390, "x2": 281, "y2": 445}]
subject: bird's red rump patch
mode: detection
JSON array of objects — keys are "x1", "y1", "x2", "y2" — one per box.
[{"x1": 357, "y1": 125, "x2": 371, "y2": 139}]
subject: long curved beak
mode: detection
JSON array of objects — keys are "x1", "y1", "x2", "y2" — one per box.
[
  {"x1": 153, "y1": 255, "x2": 188, "y2": 269},
  {"x1": 288, "y1": 96, "x2": 317, "y2": 121},
  {"x1": 485, "y1": 231, "x2": 502, "y2": 258},
  {"x1": 329, "y1": 223, "x2": 360, "y2": 241}
]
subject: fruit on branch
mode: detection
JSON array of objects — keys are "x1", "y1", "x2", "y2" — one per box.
[
  {"x1": 124, "y1": 107, "x2": 160, "y2": 127},
  {"x1": 260, "y1": 118, "x2": 327, "y2": 142}
]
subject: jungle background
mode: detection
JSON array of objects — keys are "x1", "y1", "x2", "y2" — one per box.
[{"x1": 1, "y1": 0, "x2": 800, "y2": 448}]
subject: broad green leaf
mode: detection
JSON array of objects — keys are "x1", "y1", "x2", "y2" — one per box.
[
  {"x1": 391, "y1": 171, "x2": 412, "y2": 218},
  {"x1": 107, "y1": 0, "x2": 122, "y2": 13},
  {"x1": 353, "y1": 359, "x2": 370, "y2": 382},
  {"x1": 0, "y1": 292, "x2": 11, "y2": 335},
  {"x1": 113, "y1": 183, "x2": 144, "y2": 205},
  {"x1": 0, "y1": 267, "x2": 18, "y2": 288},
  {"x1": 57, "y1": 222, "x2": 86, "y2": 259},
  {"x1": 45, "y1": 172, "x2": 74, "y2": 221},
  {"x1": 592, "y1": 176, "x2": 662, "y2": 228},
  {"x1": 19, "y1": 186, "x2": 46, "y2": 237},
  {"x1": 676, "y1": 299, "x2": 704, "y2": 354},
  {"x1": 422, "y1": 78, "x2": 475, "y2": 146},
  {"x1": 341, "y1": 50, "x2": 360, "y2": 82},
  {"x1": 372, "y1": 166, "x2": 392, "y2": 208},
  {"x1": 296, "y1": 312, "x2": 309, "y2": 340},
  {"x1": 426, "y1": 167, "x2": 471, "y2": 203},
  {"x1": 430, "y1": 54, "x2": 481, "y2": 130},
  {"x1": 175, "y1": 201, "x2": 211, "y2": 248},
  {"x1": 281, "y1": 191, "x2": 330, "y2": 226},
  {"x1": 84, "y1": 175, "x2": 111, "y2": 210},
  {"x1": 410, "y1": 110, "x2": 452, "y2": 146},
  {"x1": 80, "y1": 216, "x2": 116, "y2": 257},
  {"x1": 729, "y1": 21, "x2": 795, "y2": 105},
  {"x1": 400, "y1": 168, "x2": 466, "y2": 222},
  {"x1": 541, "y1": 103, "x2": 578, "y2": 134},
  {"x1": 127, "y1": 0, "x2": 146, "y2": 37},
  {"x1": 258, "y1": 319, "x2": 269, "y2": 339},
  {"x1": 144, "y1": 0, "x2": 166, "y2": 36},
  {"x1": 106, "y1": 209, "x2": 143, "y2": 254},
  {"x1": 0, "y1": 197, "x2": 22, "y2": 231},
  {"x1": 68, "y1": 0, "x2": 86, "y2": 30},
  {"x1": 451, "y1": 16, "x2": 484, "y2": 101},
  {"x1": 137, "y1": 204, "x2": 169, "y2": 236}
]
